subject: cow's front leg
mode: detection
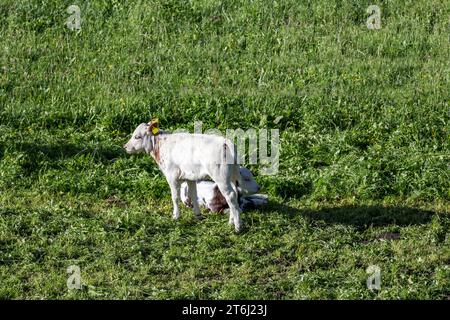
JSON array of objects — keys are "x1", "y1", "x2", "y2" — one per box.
[{"x1": 167, "y1": 177, "x2": 181, "y2": 219}]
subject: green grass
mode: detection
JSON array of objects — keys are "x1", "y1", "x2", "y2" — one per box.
[{"x1": 0, "y1": 0, "x2": 449, "y2": 299}]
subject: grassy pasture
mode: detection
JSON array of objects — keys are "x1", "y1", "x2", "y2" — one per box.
[{"x1": 0, "y1": 0, "x2": 449, "y2": 299}]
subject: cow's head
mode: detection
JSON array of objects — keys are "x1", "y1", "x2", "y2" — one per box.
[{"x1": 123, "y1": 119, "x2": 159, "y2": 154}]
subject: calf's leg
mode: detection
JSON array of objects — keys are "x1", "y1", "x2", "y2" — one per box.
[
  {"x1": 167, "y1": 177, "x2": 181, "y2": 219},
  {"x1": 186, "y1": 180, "x2": 202, "y2": 220},
  {"x1": 228, "y1": 181, "x2": 240, "y2": 225},
  {"x1": 216, "y1": 180, "x2": 242, "y2": 233}
]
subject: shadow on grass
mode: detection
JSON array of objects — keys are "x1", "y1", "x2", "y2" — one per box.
[{"x1": 264, "y1": 202, "x2": 436, "y2": 229}]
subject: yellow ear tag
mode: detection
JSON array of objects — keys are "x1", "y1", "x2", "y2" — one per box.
[{"x1": 148, "y1": 118, "x2": 160, "y2": 135}]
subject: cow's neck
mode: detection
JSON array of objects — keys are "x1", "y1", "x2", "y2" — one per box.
[{"x1": 150, "y1": 134, "x2": 161, "y2": 165}]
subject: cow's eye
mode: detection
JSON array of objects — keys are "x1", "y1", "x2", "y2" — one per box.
[{"x1": 135, "y1": 135, "x2": 141, "y2": 139}]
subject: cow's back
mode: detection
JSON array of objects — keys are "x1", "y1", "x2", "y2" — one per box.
[{"x1": 163, "y1": 133, "x2": 237, "y2": 167}]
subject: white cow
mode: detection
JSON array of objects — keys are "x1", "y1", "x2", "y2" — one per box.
[{"x1": 123, "y1": 120, "x2": 243, "y2": 232}]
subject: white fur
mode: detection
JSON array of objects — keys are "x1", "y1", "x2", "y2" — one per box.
[{"x1": 124, "y1": 123, "x2": 243, "y2": 232}]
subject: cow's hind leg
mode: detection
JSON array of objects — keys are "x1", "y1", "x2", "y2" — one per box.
[
  {"x1": 228, "y1": 209, "x2": 234, "y2": 225},
  {"x1": 186, "y1": 180, "x2": 203, "y2": 220},
  {"x1": 228, "y1": 181, "x2": 240, "y2": 225},
  {"x1": 216, "y1": 180, "x2": 242, "y2": 233}
]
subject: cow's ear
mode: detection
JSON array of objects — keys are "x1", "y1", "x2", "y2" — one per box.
[{"x1": 148, "y1": 118, "x2": 159, "y2": 135}]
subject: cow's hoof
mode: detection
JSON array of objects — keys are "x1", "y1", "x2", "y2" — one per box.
[{"x1": 195, "y1": 215, "x2": 204, "y2": 221}]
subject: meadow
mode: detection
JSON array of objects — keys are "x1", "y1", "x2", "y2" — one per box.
[{"x1": 0, "y1": 0, "x2": 449, "y2": 299}]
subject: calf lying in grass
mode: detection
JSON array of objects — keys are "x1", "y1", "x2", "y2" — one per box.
[
  {"x1": 180, "y1": 167, "x2": 268, "y2": 213},
  {"x1": 123, "y1": 119, "x2": 243, "y2": 232}
]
